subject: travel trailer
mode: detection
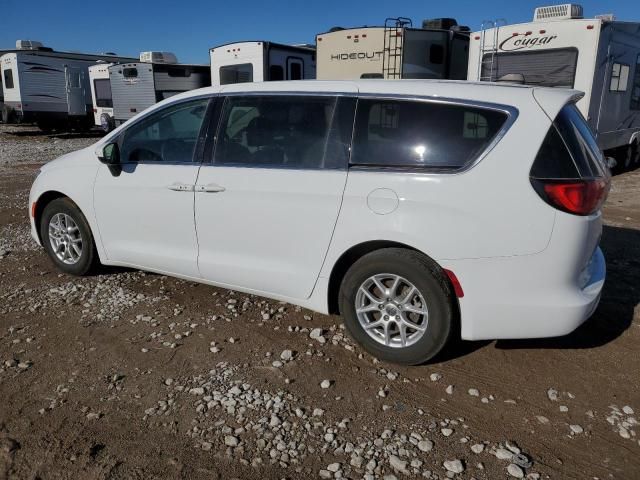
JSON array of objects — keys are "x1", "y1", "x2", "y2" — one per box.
[
  {"x1": 210, "y1": 41, "x2": 316, "y2": 85},
  {"x1": 0, "y1": 40, "x2": 134, "y2": 131},
  {"x1": 468, "y1": 4, "x2": 640, "y2": 169},
  {"x1": 316, "y1": 17, "x2": 470, "y2": 80},
  {"x1": 109, "y1": 52, "x2": 211, "y2": 126},
  {"x1": 88, "y1": 62, "x2": 116, "y2": 132}
]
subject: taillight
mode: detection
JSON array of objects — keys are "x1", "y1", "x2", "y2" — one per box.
[{"x1": 531, "y1": 178, "x2": 610, "y2": 216}]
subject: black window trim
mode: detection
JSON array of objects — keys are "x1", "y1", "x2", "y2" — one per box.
[
  {"x1": 93, "y1": 78, "x2": 113, "y2": 108},
  {"x1": 629, "y1": 54, "x2": 640, "y2": 110},
  {"x1": 111, "y1": 95, "x2": 215, "y2": 166}
]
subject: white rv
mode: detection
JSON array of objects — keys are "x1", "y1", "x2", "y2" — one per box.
[
  {"x1": 88, "y1": 63, "x2": 116, "y2": 132},
  {"x1": 109, "y1": 52, "x2": 211, "y2": 126},
  {"x1": 210, "y1": 41, "x2": 316, "y2": 85},
  {"x1": 316, "y1": 18, "x2": 470, "y2": 80},
  {"x1": 0, "y1": 40, "x2": 134, "y2": 131},
  {"x1": 468, "y1": 4, "x2": 640, "y2": 169}
]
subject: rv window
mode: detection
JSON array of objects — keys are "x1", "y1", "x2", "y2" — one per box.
[
  {"x1": 289, "y1": 61, "x2": 303, "y2": 80},
  {"x1": 631, "y1": 55, "x2": 640, "y2": 110},
  {"x1": 269, "y1": 65, "x2": 284, "y2": 81},
  {"x1": 214, "y1": 95, "x2": 338, "y2": 169},
  {"x1": 351, "y1": 99, "x2": 508, "y2": 170},
  {"x1": 610, "y1": 63, "x2": 630, "y2": 92},
  {"x1": 94, "y1": 79, "x2": 112, "y2": 108},
  {"x1": 219, "y1": 64, "x2": 253, "y2": 85},
  {"x1": 3, "y1": 69, "x2": 14, "y2": 89},
  {"x1": 481, "y1": 48, "x2": 578, "y2": 87},
  {"x1": 123, "y1": 68, "x2": 138, "y2": 79},
  {"x1": 120, "y1": 98, "x2": 209, "y2": 163},
  {"x1": 168, "y1": 68, "x2": 190, "y2": 78}
]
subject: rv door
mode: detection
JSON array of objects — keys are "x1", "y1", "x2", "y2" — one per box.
[
  {"x1": 287, "y1": 57, "x2": 304, "y2": 80},
  {"x1": 65, "y1": 66, "x2": 86, "y2": 116}
]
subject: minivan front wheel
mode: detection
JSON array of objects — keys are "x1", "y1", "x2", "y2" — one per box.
[
  {"x1": 40, "y1": 198, "x2": 98, "y2": 276},
  {"x1": 339, "y1": 248, "x2": 455, "y2": 365}
]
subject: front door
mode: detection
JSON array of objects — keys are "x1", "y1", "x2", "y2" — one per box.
[
  {"x1": 93, "y1": 97, "x2": 211, "y2": 277},
  {"x1": 195, "y1": 92, "x2": 357, "y2": 300},
  {"x1": 65, "y1": 66, "x2": 86, "y2": 116}
]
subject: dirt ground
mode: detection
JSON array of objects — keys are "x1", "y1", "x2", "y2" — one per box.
[{"x1": 0, "y1": 124, "x2": 638, "y2": 480}]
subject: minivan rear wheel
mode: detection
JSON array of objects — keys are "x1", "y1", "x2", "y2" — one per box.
[
  {"x1": 339, "y1": 248, "x2": 455, "y2": 365},
  {"x1": 40, "y1": 198, "x2": 98, "y2": 276}
]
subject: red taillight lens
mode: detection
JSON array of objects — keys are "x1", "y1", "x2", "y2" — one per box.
[{"x1": 536, "y1": 179, "x2": 609, "y2": 215}]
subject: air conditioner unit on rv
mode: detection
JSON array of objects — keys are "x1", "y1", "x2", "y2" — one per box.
[
  {"x1": 139, "y1": 51, "x2": 178, "y2": 64},
  {"x1": 16, "y1": 40, "x2": 44, "y2": 50},
  {"x1": 533, "y1": 4, "x2": 584, "y2": 22}
]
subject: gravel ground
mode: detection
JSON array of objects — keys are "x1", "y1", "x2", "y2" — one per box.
[{"x1": 0, "y1": 124, "x2": 639, "y2": 480}]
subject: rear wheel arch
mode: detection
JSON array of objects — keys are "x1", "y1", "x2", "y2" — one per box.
[{"x1": 327, "y1": 240, "x2": 459, "y2": 317}]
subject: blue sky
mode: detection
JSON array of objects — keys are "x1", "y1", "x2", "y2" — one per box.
[{"x1": 2, "y1": 1, "x2": 637, "y2": 64}]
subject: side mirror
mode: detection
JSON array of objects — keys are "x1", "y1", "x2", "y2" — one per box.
[{"x1": 99, "y1": 142, "x2": 120, "y2": 165}]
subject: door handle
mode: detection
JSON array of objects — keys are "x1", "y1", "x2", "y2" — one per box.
[
  {"x1": 196, "y1": 183, "x2": 226, "y2": 193},
  {"x1": 167, "y1": 183, "x2": 194, "y2": 192}
]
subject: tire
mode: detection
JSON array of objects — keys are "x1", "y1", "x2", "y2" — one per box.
[
  {"x1": 339, "y1": 248, "x2": 456, "y2": 365},
  {"x1": 40, "y1": 198, "x2": 98, "y2": 276},
  {"x1": 622, "y1": 144, "x2": 635, "y2": 171},
  {"x1": 36, "y1": 120, "x2": 55, "y2": 133}
]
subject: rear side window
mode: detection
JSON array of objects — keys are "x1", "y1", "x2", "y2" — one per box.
[
  {"x1": 531, "y1": 104, "x2": 606, "y2": 179},
  {"x1": 220, "y1": 64, "x2": 253, "y2": 85},
  {"x1": 4, "y1": 69, "x2": 14, "y2": 89},
  {"x1": 351, "y1": 99, "x2": 508, "y2": 170},
  {"x1": 94, "y1": 79, "x2": 112, "y2": 108}
]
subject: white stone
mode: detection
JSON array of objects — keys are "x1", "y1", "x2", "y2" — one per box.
[
  {"x1": 507, "y1": 463, "x2": 524, "y2": 478},
  {"x1": 417, "y1": 440, "x2": 433, "y2": 452},
  {"x1": 443, "y1": 459, "x2": 464, "y2": 474},
  {"x1": 320, "y1": 379, "x2": 332, "y2": 389}
]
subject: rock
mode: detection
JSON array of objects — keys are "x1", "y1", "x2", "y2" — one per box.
[
  {"x1": 535, "y1": 416, "x2": 549, "y2": 424},
  {"x1": 569, "y1": 424, "x2": 583, "y2": 434},
  {"x1": 547, "y1": 388, "x2": 559, "y2": 401},
  {"x1": 559, "y1": 405, "x2": 568, "y2": 412},
  {"x1": 310, "y1": 328, "x2": 326, "y2": 343},
  {"x1": 189, "y1": 387, "x2": 205, "y2": 395},
  {"x1": 389, "y1": 455, "x2": 408, "y2": 474},
  {"x1": 224, "y1": 435, "x2": 239, "y2": 447},
  {"x1": 319, "y1": 470, "x2": 332, "y2": 479},
  {"x1": 443, "y1": 459, "x2": 464, "y2": 474},
  {"x1": 430, "y1": 373, "x2": 442, "y2": 381},
  {"x1": 507, "y1": 463, "x2": 524, "y2": 478},
  {"x1": 495, "y1": 448, "x2": 513, "y2": 460},
  {"x1": 471, "y1": 443, "x2": 484, "y2": 454},
  {"x1": 418, "y1": 440, "x2": 433, "y2": 452},
  {"x1": 320, "y1": 379, "x2": 332, "y2": 389},
  {"x1": 446, "y1": 385, "x2": 454, "y2": 395},
  {"x1": 468, "y1": 388, "x2": 480, "y2": 397},
  {"x1": 271, "y1": 360, "x2": 283, "y2": 368},
  {"x1": 312, "y1": 408, "x2": 325, "y2": 417},
  {"x1": 327, "y1": 462, "x2": 341, "y2": 472},
  {"x1": 280, "y1": 349, "x2": 293, "y2": 361},
  {"x1": 441, "y1": 428, "x2": 453, "y2": 437},
  {"x1": 623, "y1": 405, "x2": 634, "y2": 415}
]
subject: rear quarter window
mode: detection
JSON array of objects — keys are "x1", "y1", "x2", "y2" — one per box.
[{"x1": 350, "y1": 99, "x2": 508, "y2": 170}]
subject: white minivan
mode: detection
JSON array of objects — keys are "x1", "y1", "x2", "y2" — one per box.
[{"x1": 28, "y1": 80, "x2": 609, "y2": 364}]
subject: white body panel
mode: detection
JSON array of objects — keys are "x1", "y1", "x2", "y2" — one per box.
[
  {"x1": 210, "y1": 41, "x2": 315, "y2": 86},
  {"x1": 88, "y1": 63, "x2": 114, "y2": 127},
  {"x1": 467, "y1": 18, "x2": 640, "y2": 151},
  {"x1": 29, "y1": 80, "x2": 606, "y2": 343}
]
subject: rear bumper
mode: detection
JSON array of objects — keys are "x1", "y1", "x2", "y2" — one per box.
[{"x1": 445, "y1": 246, "x2": 605, "y2": 341}]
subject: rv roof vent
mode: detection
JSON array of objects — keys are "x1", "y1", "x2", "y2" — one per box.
[
  {"x1": 595, "y1": 13, "x2": 615, "y2": 21},
  {"x1": 533, "y1": 4, "x2": 583, "y2": 22},
  {"x1": 139, "y1": 51, "x2": 178, "y2": 64},
  {"x1": 422, "y1": 18, "x2": 458, "y2": 30},
  {"x1": 16, "y1": 40, "x2": 44, "y2": 50}
]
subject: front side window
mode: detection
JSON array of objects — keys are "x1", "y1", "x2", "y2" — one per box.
[
  {"x1": 610, "y1": 62, "x2": 630, "y2": 92},
  {"x1": 214, "y1": 95, "x2": 337, "y2": 169},
  {"x1": 630, "y1": 55, "x2": 640, "y2": 110},
  {"x1": 94, "y1": 79, "x2": 112, "y2": 108},
  {"x1": 351, "y1": 99, "x2": 508, "y2": 170},
  {"x1": 3, "y1": 69, "x2": 14, "y2": 89},
  {"x1": 219, "y1": 64, "x2": 253, "y2": 85},
  {"x1": 120, "y1": 98, "x2": 209, "y2": 163}
]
